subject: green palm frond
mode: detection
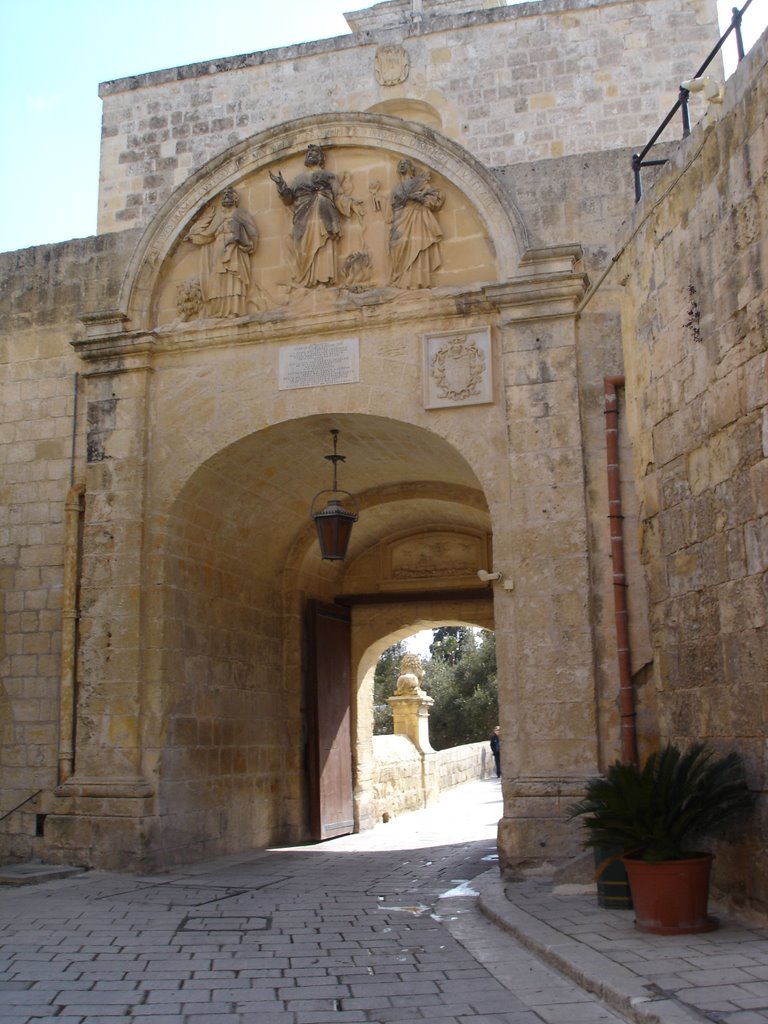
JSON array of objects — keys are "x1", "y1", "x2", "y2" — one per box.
[{"x1": 568, "y1": 743, "x2": 755, "y2": 862}]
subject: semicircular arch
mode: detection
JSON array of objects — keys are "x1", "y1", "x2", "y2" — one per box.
[
  {"x1": 158, "y1": 413, "x2": 494, "y2": 591},
  {"x1": 119, "y1": 112, "x2": 529, "y2": 328}
]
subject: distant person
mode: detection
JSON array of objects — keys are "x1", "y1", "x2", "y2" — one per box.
[{"x1": 490, "y1": 725, "x2": 501, "y2": 778}]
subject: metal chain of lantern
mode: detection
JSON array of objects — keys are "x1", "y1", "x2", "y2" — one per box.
[{"x1": 310, "y1": 429, "x2": 359, "y2": 560}]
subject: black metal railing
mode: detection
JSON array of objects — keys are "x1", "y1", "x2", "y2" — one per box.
[
  {"x1": 632, "y1": 0, "x2": 755, "y2": 202},
  {"x1": 0, "y1": 790, "x2": 42, "y2": 824}
]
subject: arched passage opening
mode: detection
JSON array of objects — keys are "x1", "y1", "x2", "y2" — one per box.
[
  {"x1": 354, "y1": 615, "x2": 496, "y2": 830},
  {"x1": 152, "y1": 412, "x2": 497, "y2": 866}
]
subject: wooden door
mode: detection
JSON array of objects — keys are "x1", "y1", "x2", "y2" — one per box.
[{"x1": 306, "y1": 601, "x2": 354, "y2": 840}]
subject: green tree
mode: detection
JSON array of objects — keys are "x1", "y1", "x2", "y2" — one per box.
[
  {"x1": 424, "y1": 629, "x2": 497, "y2": 749},
  {"x1": 429, "y1": 625, "x2": 476, "y2": 665},
  {"x1": 372, "y1": 640, "x2": 407, "y2": 735}
]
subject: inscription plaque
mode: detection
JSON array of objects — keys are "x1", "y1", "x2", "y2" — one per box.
[{"x1": 279, "y1": 338, "x2": 360, "y2": 390}]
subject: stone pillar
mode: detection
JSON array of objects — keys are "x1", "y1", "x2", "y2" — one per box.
[
  {"x1": 388, "y1": 656, "x2": 439, "y2": 808},
  {"x1": 388, "y1": 694, "x2": 435, "y2": 753},
  {"x1": 487, "y1": 249, "x2": 599, "y2": 871},
  {"x1": 47, "y1": 322, "x2": 156, "y2": 870}
]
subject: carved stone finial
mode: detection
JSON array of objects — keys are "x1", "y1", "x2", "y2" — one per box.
[
  {"x1": 390, "y1": 653, "x2": 434, "y2": 753},
  {"x1": 394, "y1": 653, "x2": 428, "y2": 697}
]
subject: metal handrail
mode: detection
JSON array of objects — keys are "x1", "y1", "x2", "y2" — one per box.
[
  {"x1": 0, "y1": 790, "x2": 42, "y2": 824},
  {"x1": 632, "y1": 0, "x2": 754, "y2": 202}
]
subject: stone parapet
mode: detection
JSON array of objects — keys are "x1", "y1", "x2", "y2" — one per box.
[
  {"x1": 95, "y1": 0, "x2": 719, "y2": 235},
  {"x1": 370, "y1": 738, "x2": 494, "y2": 825}
]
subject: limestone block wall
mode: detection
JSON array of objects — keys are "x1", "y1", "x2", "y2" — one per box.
[
  {"x1": 0, "y1": 232, "x2": 138, "y2": 858},
  {"x1": 499, "y1": 145, "x2": 658, "y2": 766},
  {"x1": 436, "y1": 740, "x2": 495, "y2": 789},
  {"x1": 500, "y1": 313, "x2": 598, "y2": 780},
  {"x1": 617, "y1": 29, "x2": 768, "y2": 915},
  {"x1": 370, "y1": 737, "x2": 492, "y2": 824},
  {"x1": 96, "y1": 0, "x2": 719, "y2": 235},
  {"x1": 153, "y1": 520, "x2": 289, "y2": 865},
  {"x1": 371, "y1": 735, "x2": 424, "y2": 822}
]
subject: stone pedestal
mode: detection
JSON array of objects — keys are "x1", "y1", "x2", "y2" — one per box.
[
  {"x1": 388, "y1": 692, "x2": 439, "y2": 809},
  {"x1": 388, "y1": 693, "x2": 434, "y2": 753}
]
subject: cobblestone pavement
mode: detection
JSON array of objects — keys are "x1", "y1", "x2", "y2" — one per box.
[{"x1": 0, "y1": 778, "x2": 627, "y2": 1024}]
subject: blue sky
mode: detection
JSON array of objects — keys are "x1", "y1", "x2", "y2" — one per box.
[{"x1": 0, "y1": 0, "x2": 764, "y2": 253}]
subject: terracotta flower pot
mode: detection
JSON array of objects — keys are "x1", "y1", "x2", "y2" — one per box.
[{"x1": 622, "y1": 854, "x2": 718, "y2": 934}]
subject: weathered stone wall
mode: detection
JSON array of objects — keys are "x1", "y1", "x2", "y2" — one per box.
[
  {"x1": 0, "y1": 233, "x2": 138, "y2": 859},
  {"x1": 370, "y1": 737, "x2": 493, "y2": 824},
  {"x1": 617, "y1": 28, "x2": 768, "y2": 915},
  {"x1": 3, "y1": 0, "x2": 756, "y2": 881},
  {"x1": 96, "y1": 0, "x2": 719, "y2": 234},
  {"x1": 153, "y1": 517, "x2": 288, "y2": 865},
  {"x1": 436, "y1": 740, "x2": 494, "y2": 789},
  {"x1": 501, "y1": 144, "x2": 657, "y2": 767},
  {"x1": 371, "y1": 735, "x2": 424, "y2": 822}
]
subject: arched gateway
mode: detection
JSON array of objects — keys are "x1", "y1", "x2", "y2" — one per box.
[{"x1": 51, "y1": 112, "x2": 597, "y2": 872}]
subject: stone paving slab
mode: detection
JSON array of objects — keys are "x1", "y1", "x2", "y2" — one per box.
[
  {"x1": 0, "y1": 779, "x2": 626, "y2": 1024},
  {"x1": 0, "y1": 863, "x2": 85, "y2": 886},
  {"x1": 1, "y1": 780, "x2": 766, "y2": 1024},
  {"x1": 476, "y1": 870, "x2": 768, "y2": 1024}
]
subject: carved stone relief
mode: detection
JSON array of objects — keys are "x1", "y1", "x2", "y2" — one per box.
[
  {"x1": 183, "y1": 188, "x2": 258, "y2": 318},
  {"x1": 374, "y1": 45, "x2": 410, "y2": 86},
  {"x1": 269, "y1": 144, "x2": 366, "y2": 289},
  {"x1": 380, "y1": 529, "x2": 490, "y2": 589},
  {"x1": 150, "y1": 143, "x2": 497, "y2": 329},
  {"x1": 176, "y1": 279, "x2": 204, "y2": 322},
  {"x1": 387, "y1": 159, "x2": 444, "y2": 290},
  {"x1": 123, "y1": 114, "x2": 525, "y2": 331},
  {"x1": 423, "y1": 327, "x2": 493, "y2": 409}
]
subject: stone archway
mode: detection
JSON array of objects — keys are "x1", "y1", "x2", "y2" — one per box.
[
  {"x1": 354, "y1": 615, "x2": 496, "y2": 830},
  {"x1": 146, "y1": 413, "x2": 498, "y2": 867},
  {"x1": 55, "y1": 111, "x2": 599, "y2": 874}
]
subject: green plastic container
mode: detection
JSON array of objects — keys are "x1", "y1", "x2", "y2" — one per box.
[{"x1": 594, "y1": 847, "x2": 633, "y2": 910}]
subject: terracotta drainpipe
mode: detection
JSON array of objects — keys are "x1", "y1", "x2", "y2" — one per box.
[
  {"x1": 604, "y1": 376, "x2": 639, "y2": 766},
  {"x1": 59, "y1": 483, "x2": 85, "y2": 784}
]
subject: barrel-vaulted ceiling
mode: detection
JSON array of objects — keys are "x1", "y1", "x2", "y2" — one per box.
[{"x1": 164, "y1": 413, "x2": 491, "y2": 583}]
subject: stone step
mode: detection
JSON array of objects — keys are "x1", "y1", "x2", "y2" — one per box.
[{"x1": 0, "y1": 862, "x2": 86, "y2": 886}]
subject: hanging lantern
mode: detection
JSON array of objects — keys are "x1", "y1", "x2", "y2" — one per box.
[{"x1": 310, "y1": 430, "x2": 359, "y2": 560}]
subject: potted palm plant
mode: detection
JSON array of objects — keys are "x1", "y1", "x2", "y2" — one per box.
[{"x1": 568, "y1": 742, "x2": 754, "y2": 934}]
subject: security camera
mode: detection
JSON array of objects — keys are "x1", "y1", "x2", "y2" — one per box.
[{"x1": 477, "y1": 569, "x2": 502, "y2": 582}]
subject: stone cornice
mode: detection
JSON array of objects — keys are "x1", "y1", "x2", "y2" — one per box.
[
  {"x1": 72, "y1": 252, "x2": 587, "y2": 364},
  {"x1": 99, "y1": 0, "x2": 651, "y2": 96},
  {"x1": 72, "y1": 330, "x2": 155, "y2": 365}
]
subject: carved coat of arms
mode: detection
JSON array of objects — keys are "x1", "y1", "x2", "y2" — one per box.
[
  {"x1": 431, "y1": 336, "x2": 486, "y2": 401},
  {"x1": 375, "y1": 45, "x2": 410, "y2": 86}
]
